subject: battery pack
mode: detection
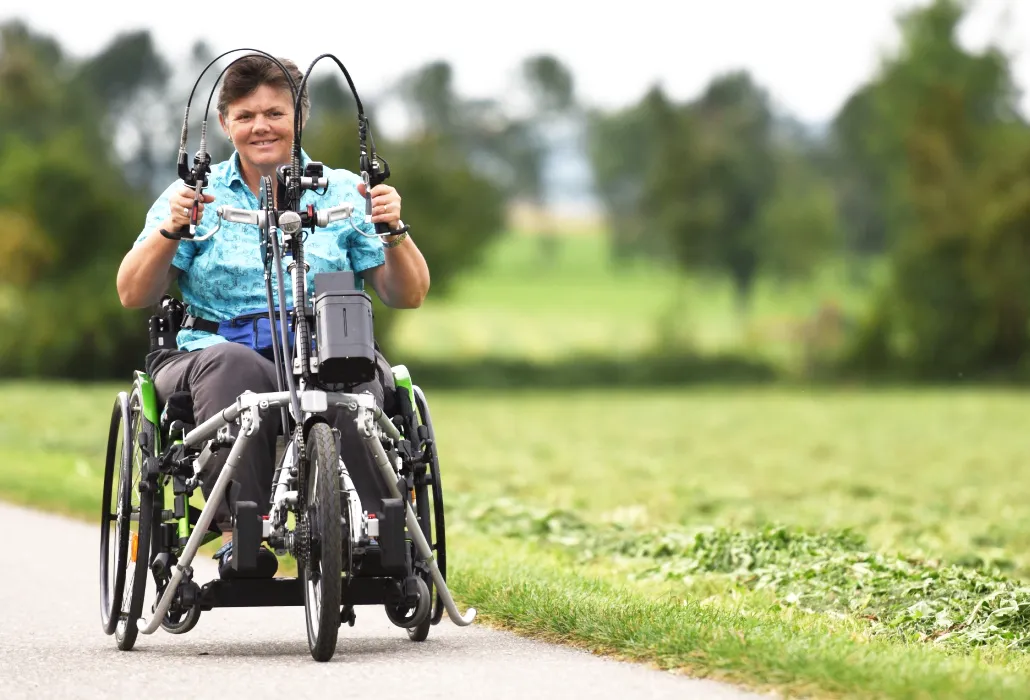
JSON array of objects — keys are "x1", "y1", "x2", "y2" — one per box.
[{"x1": 313, "y1": 272, "x2": 377, "y2": 385}]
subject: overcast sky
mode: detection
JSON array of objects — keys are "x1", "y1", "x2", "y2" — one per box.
[{"x1": 4, "y1": 0, "x2": 1030, "y2": 126}]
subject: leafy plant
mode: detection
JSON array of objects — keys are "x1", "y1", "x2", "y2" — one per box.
[{"x1": 455, "y1": 496, "x2": 1030, "y2": 650}]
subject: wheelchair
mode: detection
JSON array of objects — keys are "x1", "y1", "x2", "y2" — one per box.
[{"x1": 98, "y1": 172, "x2": 475, "y2": 662}]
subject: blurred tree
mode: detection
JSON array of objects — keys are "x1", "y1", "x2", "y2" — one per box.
[
  {"x1": 77, "y1": 30, "x2": 169, "y2": 108},
  {"x1": 586, "y1": 86, "x2": 674, "y2": 264},
  {"x1": 76, "y1": 30, "x2": 172, "y2": 196},
  {"x1": 839, "y1": 0, "x2": 1030, "y2": 379},
  {"x1": 589, "y1": 72, "x2": 840, "y2": 302},
  {"x1": 829, "y1": 85, "x2": 894, "y2": 259},
  {"x1": 394, "y1": 54, "x2": 579, "y2": 224},
  {"x1": 756, "y1": 148, "x2": 841, "y2": 284},
  {"x1": 0, "y1": 22, "x2": 152, "y2": 378},
  {"x1": 0, "y1": 21, "x2": 78, "y2": 147},
  {"x1": 645, "y1": 70, "x2": 780, "y2": 314},
  {"x1": 397, "y1": 61, "x2": 460, "y2": 140},
  {"x1": 521, "y1": 55, "x2": 574, "y2": 114},
  {"x1": 516, "y1": 54, "x2": 579, "y2": 264}
]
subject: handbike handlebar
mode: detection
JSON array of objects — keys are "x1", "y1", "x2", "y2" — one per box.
[
  {"x1": 210, "y1": 203, "x2": 355, "y2": 232},
  {"x1": 315, "y1": 203, "x2": 354, "y2": 227},
  {"x1": 216, "y1": 206, "x2": 268, "y2": 226}
]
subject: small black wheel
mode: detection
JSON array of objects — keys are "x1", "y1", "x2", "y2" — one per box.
[
  {"x1": 385, "y1": 576, "x2": 431, "y2": 631},
  {"x1": 161, "y1": 604, "x2": 202, "y2": 634},
  {"x1": 113, "y1": 386, "x2": 157, "y2": 651},
  {"x1": 405, "y1": 577, "x2": 433, "y2": 640},
  {"x1": 100, "y1": 392, "x2": 130, "y2": 635},
  {"x1": 413, "y1": 386, "x2": 447, "y2": 625},
  {"x1": 302, "y1": 422, "x2": 343, "y2": 662}
]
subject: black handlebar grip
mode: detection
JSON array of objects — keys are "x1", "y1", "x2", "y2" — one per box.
[{"x1": 159, "y1": 224, "x2": 192, "y2": 241}]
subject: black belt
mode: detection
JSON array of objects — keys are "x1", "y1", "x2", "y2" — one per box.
[
  {"x1": 181, "y1": 309, "x2": 295, "y2": 335},
  {"x1": 180, "y1": 313, "x2": 219, "y2": 334}
]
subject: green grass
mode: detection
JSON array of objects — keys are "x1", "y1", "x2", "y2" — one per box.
[
  {"x1": 430, "y1": 387, "x2": 1030, "y2": 579},
  {"x1": 6, "y1": 380, "x2": 1030, "y2": 697},
  {"x1": 0, "y1": 381, "x2": 118, "y2": 518}
]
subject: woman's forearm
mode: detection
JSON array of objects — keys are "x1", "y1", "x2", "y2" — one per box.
[
  {"x1": 371, "y1": 237, "x2": 430, "y2": 308},
  {"x1": 116, "y1": 221, "x2": 180, "y2": 308}
]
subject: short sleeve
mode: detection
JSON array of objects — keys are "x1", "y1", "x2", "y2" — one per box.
[
  {"x1": 135, "y1": 179, "x2": 196, "y2": 273},
  {"x1": 346, "y1": 217, "x2": 386, "y2": 272},
  {"x1": 327, "y1": 169, "x2": 385, "y2": 273}
]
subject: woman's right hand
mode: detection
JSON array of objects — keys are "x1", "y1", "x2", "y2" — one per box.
[{"x1": 169, "y1": 186, "x2": 216, "y2": 230}]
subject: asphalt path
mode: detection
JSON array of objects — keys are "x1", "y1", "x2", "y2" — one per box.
[{"x1": 0, "y1": 501, "x2": 770, "y2": 699}]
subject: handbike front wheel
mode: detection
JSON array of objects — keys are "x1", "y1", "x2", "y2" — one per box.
[
  {"x1": 99, "y1": 392, "x2": 130, "y2": 635},
  {"x1": 301, "y1": 422, "x2": 343, "y2": 662}
]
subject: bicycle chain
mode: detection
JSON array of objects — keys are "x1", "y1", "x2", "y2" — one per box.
[{"x1": 292, "y1": 425, "x2": 310, "y2": 568}]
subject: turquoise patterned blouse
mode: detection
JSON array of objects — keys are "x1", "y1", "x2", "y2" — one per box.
[{"x1": 135, "y1": 150, "x2": 384, "y2": 352}]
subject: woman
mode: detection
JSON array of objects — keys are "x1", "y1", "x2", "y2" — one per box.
[{"x1": 115, "y1": 54, "x2": 430, "y2": 577}]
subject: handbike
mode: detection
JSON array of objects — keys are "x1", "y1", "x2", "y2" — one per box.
[{"x1": 98, "y1": 48, "x2": 474, "y2": 662}]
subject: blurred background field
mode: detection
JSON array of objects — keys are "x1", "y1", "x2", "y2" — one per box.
[{"x1": 390, "y1": 227, "x2": 872, "y2": 373}]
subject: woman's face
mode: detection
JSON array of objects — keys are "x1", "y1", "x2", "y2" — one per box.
[{"x1": 221, "y1": 84, "x2": 295, "y2": 171}]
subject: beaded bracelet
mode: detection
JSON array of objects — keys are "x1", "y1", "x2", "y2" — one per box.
[{"x1": 383, "y1": 222, "x2": 410, "y2": 249}]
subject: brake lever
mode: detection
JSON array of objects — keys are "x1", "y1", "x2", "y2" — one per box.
[
  {"x1": 160, "y1": 150, "x2": 212, "y2": 241},
  {"x1": 360, "y1": 139, "x2": 392, "y2": 236}
]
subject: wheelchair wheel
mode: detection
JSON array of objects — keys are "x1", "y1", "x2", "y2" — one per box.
[
  {"x1": 113, "y1": 386, "x2": 157, "y2": 651},
  {"x1": 413, "y1": 386, "x2": 447, "y2": 628},
  {"x1": 99, "y1": 392, "x2": 130, "y2": 635},
  {"x1": 301, "y1": 422, "x2": 343, "y2": 662}
]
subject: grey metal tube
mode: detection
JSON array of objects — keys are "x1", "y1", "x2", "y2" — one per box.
[
  {"x1": 270, "y1": 228, "x2": 303, "y2": 424},
  {"x1": 374, "y1": 406, "x2": 401, "y2": 441},
  {"x1": 184, "y1": 403, "x2": 240, "y2": 447},
  {"x1": 262, "y1": 266, "x2": 291, "y2": 449},
  {"x1": 138, "y1": 410, "x2": 259, "y2": 633},
  {"x1": 363, "y1": 415, "x2": 476, "y2": 626},
  {"x1": 184, "y1": 391, "x2": 293, "y2": 447}
]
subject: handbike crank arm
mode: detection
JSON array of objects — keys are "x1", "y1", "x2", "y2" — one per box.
[
  {"x1": 137, "y1": 410, "x2": 259, "y2": 633},
  {"x1": 363, "y1": 408, "x2": 476, "y2": 626}
]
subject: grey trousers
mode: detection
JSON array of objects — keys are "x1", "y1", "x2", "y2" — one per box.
[{"x1": 151, "y1": 342, "x2": 396, "y2": 530}]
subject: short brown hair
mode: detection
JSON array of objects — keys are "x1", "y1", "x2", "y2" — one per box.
[{"x1": 217, "y1": 55, "x2": 308, "y2": 122}]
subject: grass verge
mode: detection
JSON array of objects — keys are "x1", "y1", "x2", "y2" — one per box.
[
  {"x1": 449, "y1": 532, "x2": 1030, "y2": 700},
  {"x1": 456, "y1": 497, "x2": 1030, "y2": 651}
]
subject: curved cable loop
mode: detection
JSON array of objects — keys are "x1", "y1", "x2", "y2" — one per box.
[{"x1": 341, "y1": 219, "x2": 403, "y2": 240}]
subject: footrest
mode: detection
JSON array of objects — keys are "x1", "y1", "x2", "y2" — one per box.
[
  {"x1": 197, "y1": 576, "x2": 398, "y2": 610},
  {"x1": 232, "y1": 501, "x2": 261, "y2": 572},
  {"x1": 379, "y1": 498, "x2": 407, "y2": 574}
]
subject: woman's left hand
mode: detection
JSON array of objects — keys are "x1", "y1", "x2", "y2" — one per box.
[{"x1": 358, "y1": 182, "x2": 403, "y2": 231}]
